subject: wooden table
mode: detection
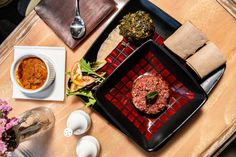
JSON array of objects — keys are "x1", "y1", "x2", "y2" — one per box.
[{"x1": 0, "y1": 0, "x2": 235, "y2": 156}]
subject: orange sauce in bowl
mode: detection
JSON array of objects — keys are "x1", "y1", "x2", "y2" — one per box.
[{"x1": 16, "y1": 57, "x2": 48, "y2": 90}]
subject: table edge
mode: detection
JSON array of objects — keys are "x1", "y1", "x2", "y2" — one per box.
[{"x1": 0, "y1": 10, "x2": 39, "y2": 64}]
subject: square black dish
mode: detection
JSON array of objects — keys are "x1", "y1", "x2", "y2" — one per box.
[
  {"x1": 94, "y1": 40, "x2": 208, "y2": 151},
  {"x1": 76, "y1": 0, "x2": 225, "y2": 152}
]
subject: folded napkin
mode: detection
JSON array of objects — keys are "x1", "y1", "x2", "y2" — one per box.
[
  {"x1": 217, "y1": 0, "x2": 236, "y2": 19},
  {"x1": 186, "y1": 42, "x2": 226, "y2": 78},
  {"x1": 164, "y1": 21, "x2": 208, "y2": 59},
  {"x1": 35, "y1": 0, "x2": 116, "y2": 49}
]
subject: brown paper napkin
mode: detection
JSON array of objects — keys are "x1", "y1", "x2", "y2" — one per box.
[
  {"x1": 35, "y1": 0, "x2": 116, "y2": 49},
  {"x1": 164, "y1": 21, "x2": 208, "y2": 59},
  {"x1": 217, "y1": 0, "x2": 236, "y2": 19},
  {"x1": 186, "y1": 42, "x2": 226, "y2": 78}
]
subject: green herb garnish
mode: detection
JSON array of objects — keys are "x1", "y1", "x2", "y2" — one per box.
[
  {"x1": 66, "y1": 59, "x2": 106, "y2": 107},
  {"x1": 80, "y1": 58, "x2": 105, "y2": 80},
  {"x1": 146, "y1": 91, "x2": 158, "y2": 104},
  {"x1": 66, "y1": 89, "x2": 96, "y2": 107}
]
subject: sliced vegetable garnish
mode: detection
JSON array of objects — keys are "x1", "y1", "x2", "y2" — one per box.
[
  {"x1": 67, "y1": 58, "x2": 106, "y2": 107},
  {"x1": 71, "y1": 61, "x2": 82, "y2": 81}
]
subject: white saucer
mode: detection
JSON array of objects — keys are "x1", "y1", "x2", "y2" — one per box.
[{"x1": 12, "y1": 46, "x2": 66, "y2": 101}]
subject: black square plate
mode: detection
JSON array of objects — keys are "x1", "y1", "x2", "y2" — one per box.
[
  {"x1": 94, "y1": 40, "x2": 208, "y2": 151},
  {"x1": 77, "y1": 0, "x2": 225, "y2": 152}
]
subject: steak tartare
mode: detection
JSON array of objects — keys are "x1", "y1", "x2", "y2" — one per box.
[{"x1": 131, "y1": 74, "x2": 170, "y2": 114}]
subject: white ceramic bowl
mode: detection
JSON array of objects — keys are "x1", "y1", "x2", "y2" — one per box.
[{"x1": 10, "y1": 54, "x2": 55, "y2": 94}]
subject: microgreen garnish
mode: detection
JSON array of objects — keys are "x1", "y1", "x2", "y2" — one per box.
[
  {"x1": 80, "y1": 58, "x2": 105, "y2": 80},
  {"x1": 146, "y1": 91, "x2": 158, "y2": 104},
  {"x1": 66, "y1": 58, "x2": 106, "y2": 107},
  {"x1": 66, "y1": 89, "x2": 96, "y2": 107}
]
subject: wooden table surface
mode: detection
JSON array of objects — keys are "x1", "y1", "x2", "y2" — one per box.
[{"x1": 0, "y1": 0, "x2": 236, "y2": 156}]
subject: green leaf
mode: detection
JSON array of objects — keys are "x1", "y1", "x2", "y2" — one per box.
[
  {"x1": 80, "y1": 58, "x2": 105, "y2": 80},
  {"x1": 80, "y1": 58, "x2": 94, "y2": 74},
  {"x1": 65, "y1": 58, "x2": 107, "y2": 107},
  {"x1": 146, "y1": 91, "x2": 158, "y2": 104},
  {"x1": 66, "y1": 89, "x2": 96, "y2": 107},
  {"x1": 85, "y1": 98, "x2": 96, "y2": 107},
  {"x1": 66, "y1": 89, "x2": 92, "y2": 98}
]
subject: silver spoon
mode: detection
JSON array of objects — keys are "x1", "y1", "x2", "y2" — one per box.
[{"x1": 70, "y1": 0, "x2": 86, "y2": 39}]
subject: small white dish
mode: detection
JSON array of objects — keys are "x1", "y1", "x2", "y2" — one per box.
[
  {"x1": 10, "y1": 54, "x2": 55, "y2": 94},
  {"x1": 12, "y1": 46, "x2": 66, "y2": 101}
]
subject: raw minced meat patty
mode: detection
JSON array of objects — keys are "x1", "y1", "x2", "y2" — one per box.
[{"x1": 131, "y1": 74, "x2": 170, "y2": 114}]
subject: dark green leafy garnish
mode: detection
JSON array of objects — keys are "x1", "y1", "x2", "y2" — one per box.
[
  {"x1": 66, "y1": 89, "x2": 96, "y2": 107},
  {"x1": 119, "y1": 10, "x2": 155, "y2": 42},
  {"x1": 146, "y1": 91, "x2": 158, "y2": 104}
]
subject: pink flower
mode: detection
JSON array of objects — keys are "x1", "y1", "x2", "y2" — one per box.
[
  {"x1": 0, "y1": 99, "x2": 19, "y2": 155},
  {"x1": 0, "y1": 129, "x2": 4, "y2": 139},
  {"x1": 0, "y1": 119, "x2": 7, "y2": 125},
  {"x1": 0, "y1": 118, "x2": 7, "y2": 139},
  {"x1": 0, "y1": 99, "x2": 7, "y2": 105},
  {"x1": 6, "y1": 118, "x2": 19, "y2": 130},
  {"x1": 0, "y1": 99, "x2": 12, "y2": 117},
  {"x1": 0, "y1": 141, "x2": 7, "y2": 154}
]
